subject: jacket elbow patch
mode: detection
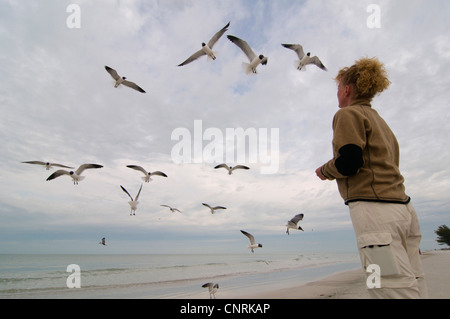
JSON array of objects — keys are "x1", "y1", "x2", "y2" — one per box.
[{"x1": 335, "y1": 144, "x2": 364, "y2": 176}]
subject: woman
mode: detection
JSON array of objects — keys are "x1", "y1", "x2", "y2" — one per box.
[{"x1": 315, "y1": 57, "x2": 428, "y2": 298}]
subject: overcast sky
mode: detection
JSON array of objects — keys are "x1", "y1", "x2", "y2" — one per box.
[{"x1": 1, "y1": 0, "x2": 449, "y2": 254}]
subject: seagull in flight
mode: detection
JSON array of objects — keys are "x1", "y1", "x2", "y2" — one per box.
[
  {"x1": 22, "y1": 161, "x2": 74, "y2": 170},
  {"x1": 104, "y1": 65, "x2": 146, "y2": 93},
  {"x1": 286, "y1": 213, "x2": 304, "y2": 235},
  {"x1": 99, "y1": 237, "x2": 107, "y2": 246},
  {"x1": 281, "y1": 44, "x2": 327, "y2": 71},
  {"x1": 202, "y1": 203, "x2": 226, "y2": 214},
  {"x1": 126, "y1": 165, "x2": 167, "y2": 182},
  {"x1": 161, "y1": 205, "x2": 182, "y2": 214},
  {"x1": 227, "y1": 35, "x2": 268, "y2": 74},
  {"x1": 46, "y1": 164, "x2": 103, "y2": 185},
  {"x1": 240, "y1": 230, "x2": 262, "y2": 253},
  {"x1": 120, "y1": 184, "x2": 143, "y2": 215},
  {"x1": 214, "y1": 163, "x2": 249, "y2": 175},
  {"x1": 202, "y1": 282, "x2": 219, "y2": 299},
  {"x1": 178, "y1": 21, "x2": 230, "y2": 66}
]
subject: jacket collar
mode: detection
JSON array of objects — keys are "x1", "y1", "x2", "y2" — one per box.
[{"x1": 349, "y1": 98, "x2": 372, "y2": 107}]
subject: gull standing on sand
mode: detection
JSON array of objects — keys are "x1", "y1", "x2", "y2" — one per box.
[
  {"x1": 46, "y1": 164, "x2": 103, "y2": 185},
  {"x1": 214, "y1": 163, "x2": 250, "y2": 175},
  {"x1": 120, "y1": 184, "x2": 143, "y2": 216},
  {"x1": 161, "y1": 205, "x2": 182, "y2": 214},
  {"x1": 240, "y1": 230, "x2": 262, "y2": 253},
  {"x1": 286, "y1": 213, "x2": 304, "y2": 235},
  {"x1": 281, "y1": 44, "x2": 327, "y2": 71},
  {"x1": 99, "y1": 237, "x2": 107, "y2": 246},
  {"x1": 227, "y1": 35, "x2": 268, "y2": 74},
  {"x1": 202, "y1": 203, "x2": 226, "y2": 214},
  {"x1": 22, "y1": 161, "x2": 74, "y2": 170},
  {"x1": 126, "y1": 165, "x2": 167, "y2": 182},
  {"x1": 202, "y1": 282, "x2": 219, "y2": 299},
  {"x1": 104, "y1": 66, "x2": 146, "y2": 93},
  {"x1": 178, "y1": 21, "x2": 230, "y2": 66}
]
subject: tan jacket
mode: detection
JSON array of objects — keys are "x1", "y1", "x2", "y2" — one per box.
[{"x1": 321, "y1": 99, "x2": 410, "y2": 204}]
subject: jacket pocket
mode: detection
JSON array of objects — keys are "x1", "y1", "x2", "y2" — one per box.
[{"x1": 357, "y1": 232, "x2": 400, "y2": 276}]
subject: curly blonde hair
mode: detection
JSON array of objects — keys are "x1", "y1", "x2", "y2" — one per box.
[{"x1": 335, "y1": 57, "x2": 391, "y2": 100}]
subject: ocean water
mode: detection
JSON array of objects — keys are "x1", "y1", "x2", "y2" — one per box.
[{"x1": 0, "y1": 252, "x2": 360, "y2": 299}]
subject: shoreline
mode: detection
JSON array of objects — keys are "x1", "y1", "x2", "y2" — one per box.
[
  {"x1": 1, "y1": 251, "x2": 447, "y2": 299},
  {"x1": 236, "y1": 250, "x2": 449, "y2": 299}
]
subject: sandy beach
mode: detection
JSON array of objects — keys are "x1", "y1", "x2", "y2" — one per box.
[{"x1": 239, "y1": 250, "x2": 450, "y2": 299}]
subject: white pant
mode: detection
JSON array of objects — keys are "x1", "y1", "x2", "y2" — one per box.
[{"x1": 349, "y1": 201, "x2": 428, "y2": 298}]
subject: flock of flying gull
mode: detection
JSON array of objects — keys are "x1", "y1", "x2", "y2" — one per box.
[
  {"x1": 178, "y1": 21, "x2": 327, "y2": 74},
  {"x1": 104, "y1": 21, "x2": 326, "y2": 93},
  {"x1": 21, "y1": 161, "x2": 305, "y2": 240},
  {"x1": 20, "y1": 20, "x2": 320, "y2": 298}
]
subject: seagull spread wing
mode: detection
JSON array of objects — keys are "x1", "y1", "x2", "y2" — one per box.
[
  {"x1": 214, "y1": 163, "x2": 229, "y2": 170},
  {"x1": 122, "y1": 80, "x2": 146, "y2": 93},
  {"x1": 126, "y1": 165, "x2": 148, "y2": 176},
  {"x1": 178, "y1": 49, "x2": 206, "y2": 66},
  {"x1": 309, "y1": 56, "x2": 327, "y2": 70},
  {"x1": 240, "y1": 230, "x2": 256, "y2": 245},
  {"x1": 207, "y1": 21, "x2": 230, "y2": 48},
  {"x1": 290, "y1": 213, "x2": 304, "y2": 224},
  {"x1": 150, "y1": 171, "x2": 167, "y2": 177},
  {"x1": 51, "y1": 163, "x2": 74, "y2": 169},
  {"x1": 232, "y1": 165, "x2": 250, "y2": 171},
  {"x1": 46, "y1": 170, "x2": 70, "y2": 181},
  {"x1": 120, "y1": 185, "x2": 134, "y2": 201},
  {"x1": 202, "y1": 282, "x2": 213, "y2": 288},
  {"x1": 105, "y1": 66, "x2": 121, "y2": 80},
  {"x1": 135, "y1": 184, "x2": 143, "y2": 201},
  {"x1": 22, "y1": 160, "x2": 47, "y2": 165},
  {"x1": 75, "y1": 164, "x2": 103, "y2": 175},
  {"x1": 227, "y1": 35, "x2": 256, "y2": 62},
  {"x1": 281, "y1": 44, "x2": 305, "y2": 60}
]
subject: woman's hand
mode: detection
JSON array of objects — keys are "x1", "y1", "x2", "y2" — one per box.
[{"x1": 315, "y1": 166, "x2": 327, "y2": 180}]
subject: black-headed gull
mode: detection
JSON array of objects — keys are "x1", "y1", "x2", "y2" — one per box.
[
  {"x1": 22, "y1": 161, "x2": 74, "y2": 170},
  {"x1": 46, "y1": 164, "x2": 103, "y2": 184},
  {"x1": 178, "y1": 21, "x2": 230, "y2": 66},
  {"x1": 120, "y1": 184, "x2": 142, "y2": 215},
  {"x1": 227, "y1": 35, "x2": 268, "y2": 74},
  {"x1": 286, "y1": 213, "x2": 304, "y2": 235},
  {"x1": 99, "y1": 237, "x2": 107, "y2": 246},
  {"x1": 202, "y1": 282, "x2": 219, "y2": 299},
  {"x1": 161, "y1": 205, "x2": 182, "y2": 213},
  {"x1": 105, "y1": 66, "x2": 146, "y2": 93},
  {"x1": 126, "y1": 165, "x2": 167, "y2": 182},
  {"x1": 214, "y1": 163, "x2": 249, "y2": 175},
  {"x1": 202, "y1": 203, "x2": 226, "y2": 214},
  {"x1": 281, "y1": 44, "x2": 327, "y2": 71},
  {"x1": 240, "y1": 230, "x2": 262, "y2": 253}
]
